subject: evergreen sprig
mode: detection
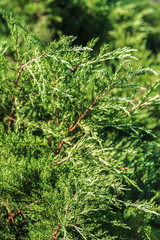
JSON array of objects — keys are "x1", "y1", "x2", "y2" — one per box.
[{"x1": 0, "y1": 11, "x2": 160, "y2": 240}]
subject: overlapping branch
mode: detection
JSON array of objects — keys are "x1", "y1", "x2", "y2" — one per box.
[
  {"x1": 14, "y1": 51, "x2": 50, "y2": 89},
  {"x1": 8, "y1": 51, "x2": 51, "y2": 126},
  {"x1": 55, "y1": 85, "x2": 117, "y2": 156},
  {"x1": 8, "y1": 52, "x2": 80, "y2": 127},
  {"x1": 121, "y1": 95, "x2": 159, "y2": 116},
  {"x1": 54, "y1": 89, "x2": 159, "y2": 166},
  {"x1": 7, "y1": 200, "x2": 38, "y2": 224}
]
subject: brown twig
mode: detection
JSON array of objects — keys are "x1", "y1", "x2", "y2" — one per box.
[
  {"x1": 68, "y1": 224, "x2": 83, "y2": 231},
  {"x1": 69, "y1": 65, "x2": 79, "y2": 73},
  {"x1": 14, "y1": 51, "x2": 50, "y2": 89},
  {"x1": 53, "y1": 132, "x2": 90, "y2": 165},
  {"x1": 65, "y1": 206, "x2": 71, "y2": 217},
  {"x1": 67, "y1": 131, "x2": 85, "y2": 142},
  {"x1": 121, "y1": 96, "x2": 158, "y2": 116},
  {"x1": 55, "y1": 86, "x2": 157, "y2": 159},
  {"x1": 52, "y1": 156, "x2": 70, "y2": 166},
  {"x1": 1, "y1": 152, "x2": 7, "y2": 161},
  {"x1": 7, "y1": 200, "x2": 38, "y2": 224},
  {"x1": 9, "y1": 53, "x2": 79, "y2": 127},
  {"x1": 70, "y1": 85, "x2": 117, "y2": 132},
  {"x1": 7, "y1": 197, "x2": 14, "y2": 224},
  {"x1": 56, "y1": 139, "x2": 65, "y2": 155},
  {"x1": 6, "y1": 113, "x2": 15, "y2": 127},
  {"x1": 17, "y1": 84, "x2": 24, "y2": 90},
  {"x1": 55, "y1": 85, "x2": 117, "y2": 155},
  {"x1": 6, "y1": 114, "x2": 15, "y2": 122},
  {"x1": 7, "y1": 208, "x2": 24, "y2": 224},
  {"x1": 53, "y1": 225, "x2": 61, "y2": 240}
]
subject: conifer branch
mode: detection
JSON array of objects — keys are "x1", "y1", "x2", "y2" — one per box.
[
  {"x1": 52, "y1": 156, "x2": 70, "y2": 166},
  {"x1": 22, "y1": 92, "x2": 39, "y2": 106},
  {"x1": 6, "y1": 114, "x2": 15, "y2": 122},
  {"x1": 65, "y1": 206, "x2": 71, "y2": 217},
  {"x1": 69, "y1": 85, "x2": 117, "y2": 132},
  {"x1": 52, "y1": 225, "x2": 61, "y2": 239},
  {"x1": 1, "y1": 152, "x2": 7, "y2": 161},
  {"x1": 17, "y1": 43, "x2": 23, "y2": 67},
  {"x1": 56, "y1": 139, "x2": 65, "y2": 155},
  {"x1": 10, "y1": 52, "x2": 77, "y2": 127},
  {"x1": 14, "y1": 51, "x2": 50, "y2": 88},
  {"x1": 7, "y1": 197, "x2": 14, "y2": 224},
  {"x1": 55, "y1": 85, "x2": 117, "y2": 155},
  {"x1": 1, "y1": 13, "x2": 159, "y2": 238},
  {"x1": 53, "y1": 74, "x2": 60, "y2": 126},
  {"x1": 121, "y1": 95, "x2": 159, "y2": 116},
  {"x1": 8, "y1": 67, "x2": 19, "y2": 72},
  {"x1": 9, "y1": 52, "x2": 50, "y2": 126},
  {"x1": 0, "y1": 194, "x2": 4, "y2": 223},
  {"x1": 7, "y1": 201, "x2": 38, "y2": 224},
  {"x1": 68, "y1": 224, "x2": 83, "y2": 231}
]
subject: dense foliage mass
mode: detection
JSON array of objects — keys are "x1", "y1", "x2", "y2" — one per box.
[
  {"x1": 1, "y1": 0, "x2": 160, "y2": 136},
  {"x1": 0, "y1": 2, "x2": 160, "y2": 240}
]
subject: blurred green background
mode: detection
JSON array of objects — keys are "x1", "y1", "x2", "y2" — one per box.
[{"x1": 0, "y1": 0, "x2": 160, "y2": 138}]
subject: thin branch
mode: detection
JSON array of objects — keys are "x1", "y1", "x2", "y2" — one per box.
[
  {"x1": 69, "y1": 65, "x2": 79, "y2": 73},
  {"x1": 28, "y1": 200, "x2": 38, "y2": 207},
  {"x1": 8, "y1": 67, "x2": 19, "y2": 72},
  {"x1": 52, "y1": 194, "x2": 75, "y2": 239},
  {"x1": 0, "y1": 194, "x2": 4, "y2": 223},
  {"x1": 17, "y1": 43, "x2": 23, "y2": 67},
  {"x1": 55, "y1": 85, "x2": 117, "y2": 155},
  {"x1": 1, "y1": 153, "x2": 7, "y2": 161},
  {"x1": 67, "y1": 131, "x2": 85, "y2": 141},
  {"x1": 48, "y1": 120, "x2": 54, "y2": 123},
  {"x1": 55, "y1": 87, "x2": 157, "y2": 156},
  {"x1": 52, "y1": 156, "x2": 70, "y2": 166},
  {"x1": 53, "y1": 74, "x2": 60, "y2": 126},
  {"x1": 9, "y1": 52, "x2": 50, "y2": 127},
  {"x1": 7, "y1": 197, "x2": 14, "y2": 224},
  {"x1": 9, "y1": 53, "x2": 78, "y2": 127},
  {"x1": 22, "y1": 92, "x2": 38, "y2": 106},
  {"x1": 70, "y1": 85, "x2": 116, "y2": 132},
  {"x1": 56, "y1": 139, "x2": 65, "y2": 155},
  {"x1": 17, "y1": 84, "x2": 24, "y2": 90},
  {"x1": 14, "y1": 51, "x2": 50, "y2": 89},
  {"x1": 52, "y1": 225, "x2": 61, "y2": 240},
  {"x1": 121, "y1": 95, "x2": 159, "y2": 116},
  {"x1": 65, "y1": 206, "x2": 71, "y2": 217},
  {"x1": 68, "y1": 224, "x2": 83, "y2": 231},
  {"x1": 6, "y1": 114, "x2": 15, "y2": 122},
  {"x1": 7, "y1": 200, "x2": 38, "y2": 224}
]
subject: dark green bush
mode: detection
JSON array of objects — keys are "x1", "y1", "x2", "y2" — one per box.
[{"x1": 0, "y1": 10, "x2": 160, "y2": 240}]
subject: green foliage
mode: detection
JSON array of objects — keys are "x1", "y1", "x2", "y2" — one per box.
[
  {"x1": 0, "y1": 11, "x2": 160, "y2": 240},
  {"x1": 106, "y1": 1, "x2": 160, "y2": 140},
  {"x1": 0, "y1": 0, "x2": 110, "y2": 45},
  {"x1": 0, "y1": 0, "x2": 61, "y2": 43}
]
